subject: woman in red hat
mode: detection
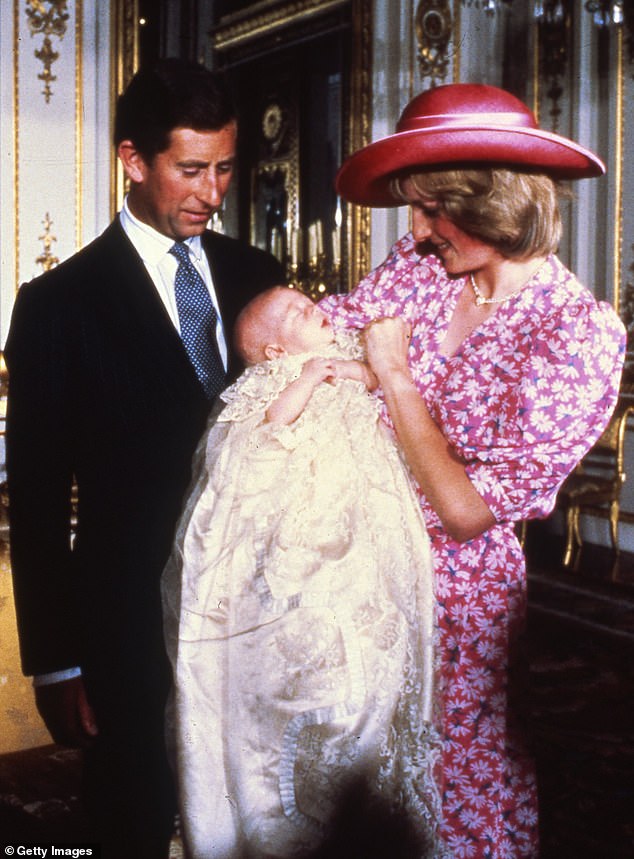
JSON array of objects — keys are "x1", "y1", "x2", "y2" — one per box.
[{"x1": 321, "y1": 83, "x2": 626, "y2": 857}]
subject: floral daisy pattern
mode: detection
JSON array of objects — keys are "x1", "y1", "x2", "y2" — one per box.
[{"x1": 320, "y1": 234, "x2": 625, "y2": 857}]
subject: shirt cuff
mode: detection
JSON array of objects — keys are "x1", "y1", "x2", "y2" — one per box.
[{"x1": 32, "y1": 667, "x2": 82, "y2": 687}]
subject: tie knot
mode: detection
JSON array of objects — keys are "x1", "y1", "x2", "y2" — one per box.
[{"x1": 170, "y1": 242, "x2": 191, "y2": 265}]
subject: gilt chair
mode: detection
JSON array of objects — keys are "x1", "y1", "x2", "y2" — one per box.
[{"x1": 555, "y1": 399, "x2": 634, "y2": 566}]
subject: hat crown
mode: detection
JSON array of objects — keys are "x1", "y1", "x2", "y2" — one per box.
[{"x1": 396, "y1": 83, "x2": 538, "y2": 134}]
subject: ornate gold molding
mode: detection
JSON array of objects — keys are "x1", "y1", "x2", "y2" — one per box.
[
  {"x1": 111, "y1": 0, "x2": 139, "y2": 216},
  {"x1": 36, "y1": 212, "x2": 60, "y2": 272},
  {"x1": 415, "y1": 0, "x2": 453, "y2": 85},
  {"x1": 211, "y1": 0, "x2": 348, "y2": 51},
  {"x1": 348, "y1": 0, "x2": 372, "y2": 290},
  {"x1": 25, "y1": 0, "x2": 70, "y2": 103},
  {"x1": 614, "y1": 26, "x2": 623, "y2": 318}
]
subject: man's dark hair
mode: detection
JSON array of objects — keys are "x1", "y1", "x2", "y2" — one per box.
[{"x1": 114, "y1": 58, "x2": 237, "y2": 163}]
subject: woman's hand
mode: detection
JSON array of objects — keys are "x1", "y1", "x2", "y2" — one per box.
[
  {"x1": 363, "y1": 317, "x2": 412, "y2": 380},
  {"x1": 362, "y1": 317, "x2": 495, "y2": 542}
]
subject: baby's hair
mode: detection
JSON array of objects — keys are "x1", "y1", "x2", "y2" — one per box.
[{"x1": 234, "y1": 285, "x2": 292, "y2": 365}]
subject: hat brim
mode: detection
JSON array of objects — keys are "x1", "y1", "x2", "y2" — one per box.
[{"x1": 336, "y1": 125, "x2": 606, "y2": 207}]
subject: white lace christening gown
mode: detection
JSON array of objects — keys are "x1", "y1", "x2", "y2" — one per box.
[{"x1": 162, "y1": 330, "x2": 443, "y2": 859}]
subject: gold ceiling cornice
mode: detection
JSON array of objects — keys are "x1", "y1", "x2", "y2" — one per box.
[{"x1": 211, "y1": 0, "x2": 348, "y2": 52}]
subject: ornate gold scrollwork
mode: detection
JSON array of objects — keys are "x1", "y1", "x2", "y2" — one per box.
[
  {"x1": 111, "y1": 0, "x2": 140, "y2": 215},
  {"x1": 347, "y1": 0, "x2": 372, "y2": 291},
  {"x1": 25, "y1": 0, "x2": 70, "y2": 103},
  {"x1": 211, "y1": 0, "x2": 347, "y2": 51},
  {"x1": 415, "y1": 0, "x2": 453, "y2": 85},
  {"x1": 35, "y1": 212, "x2": 59, "y2": 272}
]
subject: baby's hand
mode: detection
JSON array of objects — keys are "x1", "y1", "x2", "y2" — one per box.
[
  {"x1": 330, "y1": 359, "x2": 378, "y2": 390},
  {"x1": 301, "y1": 357, "x2": 336, "y2": 386}
]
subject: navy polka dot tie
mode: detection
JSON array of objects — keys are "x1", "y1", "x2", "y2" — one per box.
[{"x1": 170, "y1": 242, "x2": 226, "y2": 399}]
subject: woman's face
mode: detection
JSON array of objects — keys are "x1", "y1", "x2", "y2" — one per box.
[{"x1": 402, "y1": 178, "x2": 497, "y2": 275}]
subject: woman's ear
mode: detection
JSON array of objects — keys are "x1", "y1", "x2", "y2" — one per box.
[
  {"x1": 264, "y1": 343, "x2": 287, "y2": 360},
  {"x1": 117, "y1": 140, "x2": 147, "y2": 184}
]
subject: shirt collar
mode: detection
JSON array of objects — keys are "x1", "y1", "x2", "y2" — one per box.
[{"x1": 120, "y1": 197, "x2": 204, "y2": 266}]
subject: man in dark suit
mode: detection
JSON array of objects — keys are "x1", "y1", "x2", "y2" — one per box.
[{"x1": 5, "y1": 59, "x2": 284, "y2": 858}]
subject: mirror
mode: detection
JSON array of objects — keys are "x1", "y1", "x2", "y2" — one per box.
[{"x1": 210, "y1": 0, "x2": 371, "y2": 297}]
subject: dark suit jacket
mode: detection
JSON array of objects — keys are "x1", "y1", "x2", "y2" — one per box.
[{"x1": 5, "y1": 218, "x2": 284, "y2": 724}]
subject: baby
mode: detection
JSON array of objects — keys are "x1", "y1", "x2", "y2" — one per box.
[
  {"x1": 233, "y1": 285, "x2": 378, "y2": 423},
  {"x1": 162, "y1": 286, "x2": 442, "y2": 859}
]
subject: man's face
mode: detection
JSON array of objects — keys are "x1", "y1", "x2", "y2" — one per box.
[{"x1": 123, "y1": 122, "x2": 237, "y2": 241}]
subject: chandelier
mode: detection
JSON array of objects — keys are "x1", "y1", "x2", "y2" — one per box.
[
  {"x1": 584, "y1": 1, "x2": 624, "y2": 28},
  {"x1": 533, "y1": 1, "x2": 565, "y2": 24},
  {"x1": 461, "y1": 0, "x2": 513, "y2": 13},
  {"x1": 462, "y1": 0, "x2": 625, "y2": 27}
]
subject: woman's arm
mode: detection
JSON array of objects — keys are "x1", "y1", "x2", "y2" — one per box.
[
  {"x1": 364, "y1": 318, "x2": 495, "y2": 542},
  {"x1": 265, "y1": 357, "x2": 335, "y2": 425}
]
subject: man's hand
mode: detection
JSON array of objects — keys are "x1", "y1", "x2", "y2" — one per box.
[{"x1": 35, "y1": 675, "x2": 99, "y2": 748}]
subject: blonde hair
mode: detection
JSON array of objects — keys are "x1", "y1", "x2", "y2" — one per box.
[
  {"x1": 234, "y1": 286, "x2": 290, "y2": 365},
  {"x1": 392, "y1": 168, "x2": 568, "y2": 259}
]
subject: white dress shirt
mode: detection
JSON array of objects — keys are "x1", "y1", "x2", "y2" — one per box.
[{"x1": 119, "y1": 198, "x2": 228, "y2": 370}]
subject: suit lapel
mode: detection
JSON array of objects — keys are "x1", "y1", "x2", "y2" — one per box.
[
  {"x1": 98, "y1": 220, "x2": 203, "y2": 398},
  {"x1": 202, "y1": 231, "x2": 236, "y2": 320}
]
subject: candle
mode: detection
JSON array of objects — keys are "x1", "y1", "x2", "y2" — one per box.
[
  {"x1": 308, "y1": 223, "x2": 317, "y2": 261},
  {"x1": 332, "y1": 228, "x2": 341, "y2": 267},
  {"x1": 316, "y1": 220, "x2": 324, "y2": 256},
  {"x1": 289, "y1": 226, "x2": 297, "y2": 266},
  {"x1": 333, "y1": 198, "x2": 342, "y2": 267},
  {"x1": 271, "y1": 227, "x2": 282, "y2": 260}
]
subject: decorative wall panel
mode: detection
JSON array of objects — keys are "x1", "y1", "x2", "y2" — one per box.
[{"x1": 0, "y1": 0, "x2": 111, "y2": 346}]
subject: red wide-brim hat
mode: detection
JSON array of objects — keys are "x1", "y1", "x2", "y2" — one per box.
[{"x1": 336, "y1": 83, "x2": 605, "y2": 207}]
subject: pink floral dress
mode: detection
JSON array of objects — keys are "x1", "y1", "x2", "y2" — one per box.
[{"x1": 320, "y1": 234, "x2": 626, "y2": 858}]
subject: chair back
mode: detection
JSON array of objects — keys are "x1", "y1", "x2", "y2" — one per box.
[{"x1": 575, "y1": 400, "x2": 634, "y2": 491}]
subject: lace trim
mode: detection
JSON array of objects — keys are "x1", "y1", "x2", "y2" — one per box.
[{"x1": 219, "y1": 328, "x2": 365, "y2": 423}]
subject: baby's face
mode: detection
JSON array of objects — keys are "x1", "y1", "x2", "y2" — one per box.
[{"x1": 273, "y1": 290, "x2": 334, "y2": 354}]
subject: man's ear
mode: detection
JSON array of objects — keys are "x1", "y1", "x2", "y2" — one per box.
[
  {"x1": 264, "y1": 343, "x2": 287, "y2": 360},
  {"x1": 117, "y1": 140, "x2": 147, "y2": 184}
]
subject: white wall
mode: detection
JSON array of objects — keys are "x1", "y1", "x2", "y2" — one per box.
[
  {"x1": 0, "y1": 0, "x2": 112, "y2": 347},
  {"x1": 369, "y1": 0, "x2": 414, "y2": 268}
]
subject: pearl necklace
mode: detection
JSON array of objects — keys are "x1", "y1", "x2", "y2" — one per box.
[{"x1": 469, "y1": 273, "x2": 525, "y2": 307}]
